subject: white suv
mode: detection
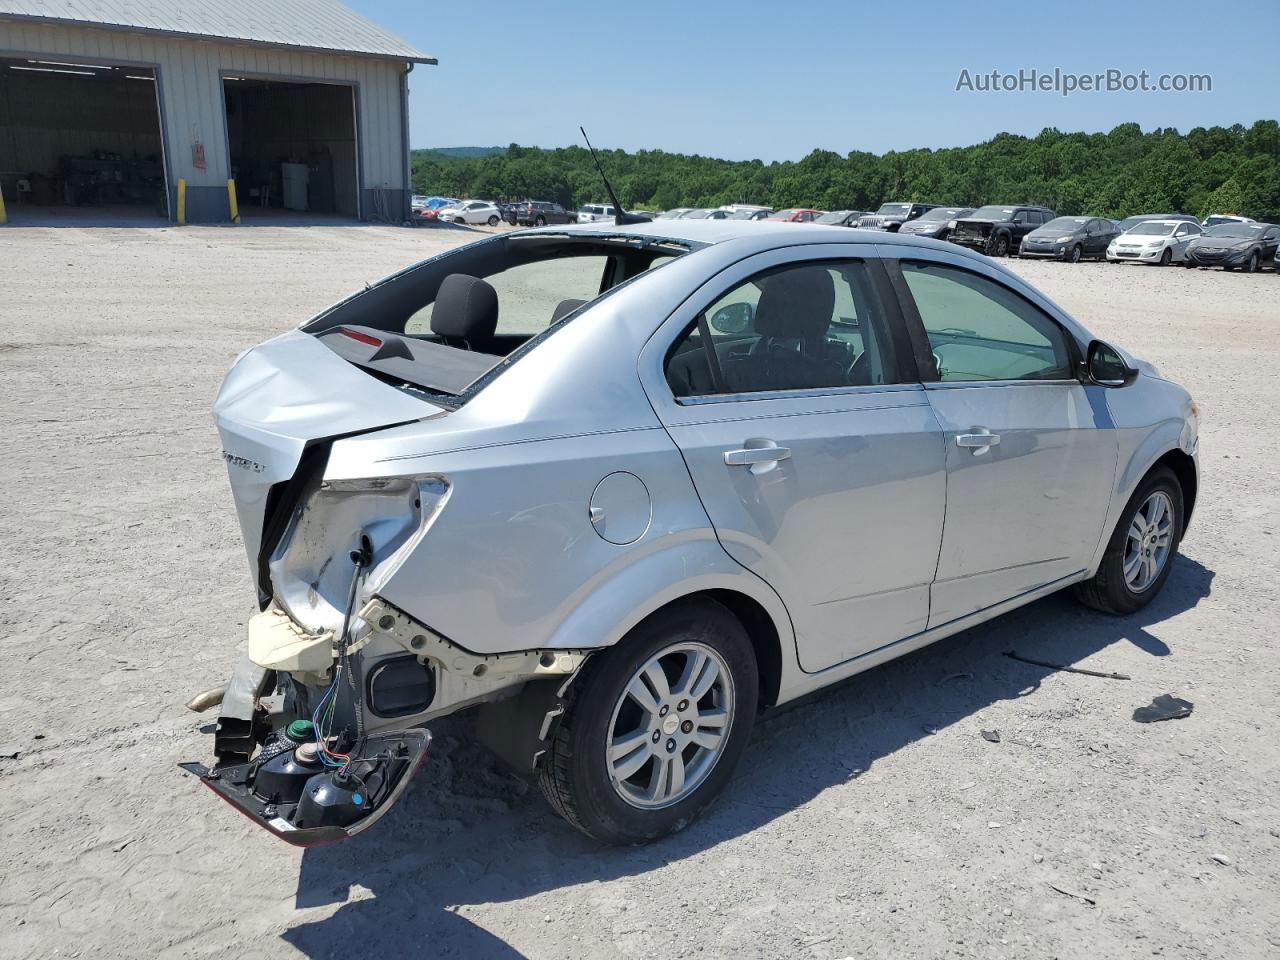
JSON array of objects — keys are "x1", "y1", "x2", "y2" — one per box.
[
  {"x1": 577, "y1": 203, "x2": 617, "y2": 223},
  {"x1": 441, "y1": 201, "x2": 502, "y2": 226}
]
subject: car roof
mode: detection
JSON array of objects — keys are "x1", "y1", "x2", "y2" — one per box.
[{"x1": 519, "y1": 217, "x2": 990, "y2": 249}]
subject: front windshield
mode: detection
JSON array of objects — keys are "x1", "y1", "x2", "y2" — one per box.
[
  {"x1": 1203, "y1": 216, "x2": 1241, "y2": 227},
  {"x1": 876, "y1": 203, "x2": 912, "y2": 216},
  {"x1": 1041, "y1": 217, "x2": 1087, "y2": 231},
  {"x1": 970, "y1": 205, "x2": 1016, "y2": 219},
  {"x1": 1205, "y1": 224, "x2": 1263, "y2": 239},
  {"x1": 1127, "y1": 222, "x2": 1175, "y2": 236}
]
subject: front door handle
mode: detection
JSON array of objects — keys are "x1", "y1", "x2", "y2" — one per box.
[
  {"x1": 956, "y1": 429, "x2": 1001, "y2": 455},
  {"x1": 724, "y1": 440, "x2": 792, "y2": 475}
]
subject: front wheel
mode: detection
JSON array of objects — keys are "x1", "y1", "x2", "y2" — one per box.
[
  {"x1": 538, "y1": 598, "x2": 758, "y2": 844},
  {"x1": 1158, "y1": 248, "x2": 1172, "y2": 266},
  {"x1": 988, "y1": 233, "x2": 1010, "y2": 257},
  {"x1": 1244, "y1": 251, "x2": 1260, "y2": 273},
  {"x1": 1075, "y1": 466, "x2": 1183, "y2": 615},
  {"x1": 1069, "y1": 244, "x2": 1083, "y2": 263}
]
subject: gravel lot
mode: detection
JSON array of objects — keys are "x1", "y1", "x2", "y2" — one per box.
[{"x1": 1, "y1": 223, "x2": 1277, "y2": 960}]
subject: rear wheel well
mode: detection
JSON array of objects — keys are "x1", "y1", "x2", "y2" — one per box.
[
  {"x1": 1154, "y1": 449, "x2": 1197, "y2": 530},
  {"x1": 703, "y1": 590, "x2": 783, "y2": 708},
  {"x1": 612, "y1": 590, "x2": 783, "y2": 709}
]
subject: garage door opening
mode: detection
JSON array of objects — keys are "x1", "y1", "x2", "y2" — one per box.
[
  {"x1": 224, "y1": 77, "x2": 359, "y2": 221},
  {"x1": 0, "y1": 57, "x2": 167, "y2": 225}
]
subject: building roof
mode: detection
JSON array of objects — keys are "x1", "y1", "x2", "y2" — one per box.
[{"x1": 0, "y1": 0, "x2": 436, "y2": 63}]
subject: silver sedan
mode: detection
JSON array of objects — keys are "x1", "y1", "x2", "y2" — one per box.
[{"x1": 187, "y1": 219, "x2": 1200, "y2": 847}]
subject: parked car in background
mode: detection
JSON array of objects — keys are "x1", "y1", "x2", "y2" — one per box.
[
  {"x1": 578, "y1": 203, "x2": 617, "y2": 223},
  {"x1": 855, "y1": 202, "x2": 940, "y2": 231},
  {"x1": 195, "y1": 218, "x2": 1200, "y2": 849},
  {"x1": 1115, "y1": 213, "x2": 1199, "y2": 233},
  {"x1": 764, "y1": 208, "x2": 823, "y2": 222},
  {"x1": 720, "y1": 204, "x2": 772, "y2": 220},
  {"x1": 1202, "y1": 213, "x2": 1255, "y2": 228},
  {"x1": 814, "y1": 210, "x2": 867, "y2": 227},
  {"x1": 895, "y1": 206, "x2": 975, "y2": 240},
  {"x1": 679, "y1": 208, "x2": 729, "y2": 220},
  {"x1": 950, "y1": 204, "x2": 1056, "y2": 257},
  {"x1": 1020, "y1": 216, "x2": 1120, "y2": 262},
  {"x1": 440, "y1": 200, "x2": 502, "y2": 226},
  {"x1": 655, "y1": 208, "x2": 693, "y2": 220},
  {"x1": 515, "y1": 201, "x2": 576, "y2": 227},
  {"x1": 1107, "y1": 219, "x2": 1203, "y2": 266},
  {"x1": 1184, "y1": 222, "x2": 1280, "y2": 272},
  {"x1": 723, "y1": 207, "x2": 773, "y2": 220}
]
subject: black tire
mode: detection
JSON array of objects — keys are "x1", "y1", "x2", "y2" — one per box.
[
  {"x1": 534, "y1": 215, "x2": 547, "y2": 226},
  {"x1": 1243, "y1": 251, "x2": 1260, "y2": 273},
  {"x1": 487, "y1": 214, "x2": 499, "y2": 226},
  {"x1": 538, "y1": 597, "x2": 758, "y2": 845},
  {"x1": 1184, "y1": 260, "x2": 1197, "y2": 269},
  {"x1": 988, "y1": 233, "x2": 1010, "y2": 257},
  {"x1": 1158, "y1": 248, "x2": 1172, "y2": 267},
  {"x1": 1069, "y1": 244, "x2": 1083, "y2": 264},
  {"x1": 1074, "y1": 466, "x2": 1184, "y2": 615}
]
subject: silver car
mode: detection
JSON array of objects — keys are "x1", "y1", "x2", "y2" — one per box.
[{"x1": 186, "y1": 220, "x2": 1200, "y2": 847}]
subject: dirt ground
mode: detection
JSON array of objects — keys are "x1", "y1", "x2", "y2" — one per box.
[{"x1": 1, "y1": 222, "x2": 1277, "y2": 960}]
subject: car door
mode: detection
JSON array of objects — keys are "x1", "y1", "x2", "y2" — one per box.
[
  {"x1": 884, "y1": 249, "x2": 1118, "y2": 626},
  {"x1": 1086, "y1": 219, "x2": 1108, "y2": 256},
  {"x1": 639, "y1": 245, "x2": 946, "y2": 673},
  {"x1": 1173, "y1": 222, "x2": 1199, "y2": 259}
]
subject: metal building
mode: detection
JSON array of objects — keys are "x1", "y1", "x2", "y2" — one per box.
[{"x1": 0, "y1": 0, "x2": 434, "y2": 224}]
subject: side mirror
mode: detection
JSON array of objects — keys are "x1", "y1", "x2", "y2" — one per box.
[
  {"x1": 710, "y1": 302, "x2": 753, "y2": 334},
  {"x1": 1085, "y1": 339, "x2": 1138, "y2": 387}
]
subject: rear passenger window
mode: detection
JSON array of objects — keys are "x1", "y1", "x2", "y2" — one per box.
[
  {"x1": 665, "y1": 261, "x2": 900, "y2": 398},
  {"x1": 900, "y1": 261, "x2": 1073, "y2": 382}
]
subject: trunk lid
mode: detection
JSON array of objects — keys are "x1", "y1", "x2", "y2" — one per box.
[{"x1": 214, "y1": 330, "x2": 441, "y2": 581}]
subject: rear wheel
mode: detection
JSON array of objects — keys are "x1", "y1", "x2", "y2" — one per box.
[
  {"x1": 1075, "y1": 466, "x2": 1183, "y2": 615},
  {"x1": 487, "y1": 214, "x2": 499, "y2": 226},
  {"x1": 538, "y1": 598, "x2": 758, "y2": 844},
  {"x1": 534, "y1": 215, "x2": 547, "y2": 226}
]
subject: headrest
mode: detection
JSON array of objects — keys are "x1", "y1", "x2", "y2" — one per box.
[
  {"x1": 551, "y1": 298, "x2": 587, "y2": 323},
  {"x1": 431, "y1": 274, "x2": 498, "y2": 351},
  {"x1": 753, "y1": 267, "x2": 835, "y2": 341}
]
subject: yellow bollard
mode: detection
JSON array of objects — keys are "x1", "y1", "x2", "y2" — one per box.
[
  {"x1": 227, "y1": 178, "x2": 240, "y2": 224},
  {"x1": 0, "y1": 182, "x2": 7, "y2": 225},
  {"x1": 176, "y1": 178, "x2": 186, "y2": 225}
]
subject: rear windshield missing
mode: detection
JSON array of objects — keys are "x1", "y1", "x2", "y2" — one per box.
[{"x1": 302, "y1": 232, "x2": 698, "y2": 401}]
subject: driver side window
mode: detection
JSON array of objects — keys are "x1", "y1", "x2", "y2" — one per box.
[{"x1": 665, "y1": 260, "x2": 900, "y2": 399}]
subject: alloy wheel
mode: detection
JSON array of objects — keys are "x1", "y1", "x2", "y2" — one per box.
[
  {"x1": 605, "y1": 642, "x2": 734, "y2": 809},
  {"x1": 1123, "y1": 491, "x2": 1175, "y2": 593}
]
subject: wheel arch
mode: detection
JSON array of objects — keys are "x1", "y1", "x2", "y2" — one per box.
[{"x1": 1154, "y1": 447, "x2": 1198, "y2": 530}]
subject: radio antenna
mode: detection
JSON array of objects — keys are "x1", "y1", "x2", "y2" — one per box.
[{"x1": 580, "y1": 126, "x2": 649, "y2": 225}]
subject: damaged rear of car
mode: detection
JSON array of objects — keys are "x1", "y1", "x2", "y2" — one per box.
[{"x1": 184, "y1": 226, "x2": 716, "y2": 845}]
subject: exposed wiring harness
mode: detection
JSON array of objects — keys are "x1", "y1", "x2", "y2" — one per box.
[{"x1": 312, "y1": 534, "x2": 373, "y2": 772}]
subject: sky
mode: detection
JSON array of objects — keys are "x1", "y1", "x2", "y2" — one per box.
[{"x1": 349, "y1": 0, "x2": 1277, "y2": 162}]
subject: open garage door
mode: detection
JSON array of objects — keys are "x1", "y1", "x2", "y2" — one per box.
[
  {"x1": 223, "y1": 77, "x2": 359, "y2": 221},
  {"x1": 0, "y1": 57, "x2": 167, "y2": 224}
]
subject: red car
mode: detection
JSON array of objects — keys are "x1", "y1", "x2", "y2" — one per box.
[{"x1": 764, "y1": 208, "x2": 824, "y2": 223}]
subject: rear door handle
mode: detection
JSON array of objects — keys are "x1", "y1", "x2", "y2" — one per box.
[
  {"x1": 724, "y1": 441, "x2": 791, "y2": 475},
  {"x1": 956, "y1": 429, "x2": 1000, "y2": 454}
]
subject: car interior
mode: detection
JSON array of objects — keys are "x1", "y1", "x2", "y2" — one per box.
[{"x1": 304, "y1": 234, "x2": 692, "y2": 360}]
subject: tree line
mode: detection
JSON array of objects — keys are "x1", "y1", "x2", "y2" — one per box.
[{"x1": 411, "y1": 121, "x2": 1280, "y2": 222}]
